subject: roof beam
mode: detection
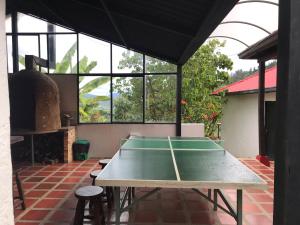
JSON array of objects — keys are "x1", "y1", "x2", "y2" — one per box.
[
  {"x1": 68, "y1": 0, "x2": 193, "y2": 39},
  {"x1": 99, "y1": 0, "x2": 127, "y2": 48},
  {"x1": 178, "y1": 0, "x2": 238, "y2": 64}
]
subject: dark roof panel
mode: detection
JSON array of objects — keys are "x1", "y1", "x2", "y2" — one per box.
[{"x1": 6, "y1": 0, "x2": 237, "y2": 64}]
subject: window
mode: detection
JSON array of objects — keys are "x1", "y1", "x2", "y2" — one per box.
[
  {"x1": 145, "y1": 75, "x2": 176, "y2": 123},
  {"x1": 79, "y1": 76, "x2": 111, "y2": 123},
  {"x1": 145, "y1": 56, "x2": 177, "y2": 73},
  {"x1": 49, "y1": 34, "x2": 77, "y2": 74},
  {"x1": 112, "y1": 77, "x2": 143, "y2": 122},
  {"x1": 18, "y1": 35, "x2": 39, "y2": 70},
  {"x1": 112, "y1": 45, "x2": 143, "y2": 73},
  {"x1": 6, "y1": 35, "x2": 13, "y2": 73},
  {"x1": 7, "y1": 13, "x2": 178, "y2": 124},
  {"x1": 79, "y1": 34, "x2": 110, "y2": 73}
]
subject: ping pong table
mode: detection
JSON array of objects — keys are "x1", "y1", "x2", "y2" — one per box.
[{"x1": 96, "y1": 136, "x2": 267, "y2": 225}]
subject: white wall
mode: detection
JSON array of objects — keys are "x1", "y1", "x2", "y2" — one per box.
[
  {"x1": 77, "y1": 124, "x2": 176, "y2": 157},
  {"x1": 0, "y1": 0, "x2": 14, "y2": 223},
  {"x1": 221, "y1": 92, "x2": 276, "y2": 157}
]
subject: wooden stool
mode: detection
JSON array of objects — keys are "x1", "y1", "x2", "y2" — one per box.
[
  {"x1": 14, "y1": 171, "x2": 26, "y2": 210},
  {"x1": 74, "y1": 186, "x2": 105, "y2": 225},
  {"x1": 98, "y1": 158, "x2": 111, "y2": 168},
  {"x1": 90, "y1": 170, "x2": 101, "y2": 186},
  {"x1": 90, "y1": 170, "x2": 113, "y2": 209}
]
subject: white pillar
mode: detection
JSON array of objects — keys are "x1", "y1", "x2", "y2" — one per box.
[{"x1": 0, "y1": 0, "x2": 14, "y2": 224}]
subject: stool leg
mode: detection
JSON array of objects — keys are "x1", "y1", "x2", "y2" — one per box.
[
  {"x1": 74, "y1": 199, "x2": 85, "y2": 225},
  {"x1": 15, "y1": 172, "x2": 26, "y2": 210},
  {"x1": 91, "y1": 198, "x2": 105, "y2": 225},
  {"x1": 92, "y1": 177, "x2": 96, "y2": 186},
  {"x1": 107, "y1": 187, "x2": 113, "y2": 209}
]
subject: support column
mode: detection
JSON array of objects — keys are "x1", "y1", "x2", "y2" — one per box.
[
  {"x1": 11, "y1": 11, "x2": 18, "y2": 73},
  {"x1": 176, "y1": 65, "x2": 182, "y2": 136},
  {"x1": 274, "y1": 0, "x2": 300, "y2": 224},
  {"x1": 256, "y1": 60, "x2": 269, "y2": 166}
]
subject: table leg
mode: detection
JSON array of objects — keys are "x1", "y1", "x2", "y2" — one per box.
[
  {"x1": 208, "y1": 189, "x2": 212, "y2": 200},
  {"x1": 237, "y1": 189, "x2": 243, "y2": 225},
  {"x1": 30, "y1": 135, "x2": 35, "y2": 166},
  {"x1": 213, "y1": 189, "x2": 218, "y2": 211},
  {"x1": 114, "y1": 187, "x2": 120, "y2": 225}
]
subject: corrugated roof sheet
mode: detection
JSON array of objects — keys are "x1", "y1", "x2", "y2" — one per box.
[{"x1": 213, "y1": 66, "x2": 277, "y2": 95}]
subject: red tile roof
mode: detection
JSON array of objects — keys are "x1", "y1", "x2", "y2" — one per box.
[{"x1": 213, "y1": 66, "x2": 277, "y2": 95}]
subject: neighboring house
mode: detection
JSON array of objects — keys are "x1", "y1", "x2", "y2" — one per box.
[{"x1": 213, "y1": 66, "x2": 277, "y2": 158}]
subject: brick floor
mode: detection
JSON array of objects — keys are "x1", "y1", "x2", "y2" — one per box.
[{"x1": 13, "y1": 158, "x2": 274, "y2": 225}]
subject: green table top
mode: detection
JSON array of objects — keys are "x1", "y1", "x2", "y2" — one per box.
[{"x1": 96, "y1": 136, "x2": 267, "y2": 189}]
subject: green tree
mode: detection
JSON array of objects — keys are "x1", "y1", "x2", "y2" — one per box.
[
  {"x1": 115, "y1": 52, "x2": 177, "y2": 122},
  {"x1": 182, "y1": 39, "x2": 232, "y2": 136}
]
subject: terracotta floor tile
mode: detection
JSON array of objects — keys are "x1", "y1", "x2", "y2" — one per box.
[
  {"x1": 46, "y1": 190, "x2": 69, "y2": 198},
  {"x1": 55, "y1": 183, "x2": 76, "y2": 190},
  {"x1": 26, "y1": 190, "x2": 48, "y2": 198},
  {"x1": 186, "y1": 200, "x2": 209, "y2": 211},
  {"x1": 70, "y1": 171, "x2": 87, "y2": 176},
  {"x1": 25, "y1": 177, "x2": 45, "y2": 182},
  {"x1": 35, "y1": 183, "x2": 57, "y2": 189},
  {"x1": 133, "y1": 210, "x2": 158, "y2": 223},
  {"x1": 34, "y1": 198, "x2": 62, "y2": 208},
  {"x1": 49, "y1": 210, "x2": 75, "y2": 222},
  {"x1": 243, "y1": 203, "x2": 263, "y2": 213},
  {"x1": 44, "y1": 177, "x2": 64, "y2": 182},
  {"x1": 34, "y1": 171, "x2": 53, "y2": 176},
  {"x1": 250, "y1": 193, "x2": 273, "y2": 202},
  {"x1": 25, "y1": 198, "x2": 39, "y2": 207},
  {"x1": 190, "y1": 212, "x2": 215, "y2": 224},
  {"x1": 59, "y1": 198, "x2": 77, "y2": 209},
  {"x1": 20, "y1": 209, "x2": 50, "y2": 220},
  {"x1": 217, "y1": 212, "x2": 236, "y2": 225},
  {"x1": 52, "y1": 171, "x2": 70, "y2": 176},
  {"x1": 162, "y1": 210, "x2": 187, "y2": 223},
  {"x1": 63, "y1": 177, "x2": 82, "y2": 183},
  {"x1": 161, "y1": 200, "x2": 183, "y2": 210},
  {"x1": 22, "y1": 183, "x2": 36, "y2": 190},
  {"x1": 261, "y1": 203, "x2": 274, "y2": 213},
  {"x1": 14, "y1": 158, "x2": 274, "y2": 225},
  {"x1": 246, "y1": 214, "x2": 273, "y2": 225}
]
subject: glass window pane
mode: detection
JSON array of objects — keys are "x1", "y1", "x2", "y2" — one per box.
[
  {"x1": 6, "y1": 15, "x2": 11, "y2": 33},
  {"x1": 145, "y1": 75, "x2": 176, "y2": 123},
  {"x1": 17, "y1": 13, "x2": 74, "y2": 33},
  {"x1": 6, "y1": 35, "x2": 13, "y2": 73},
  {"x1": 49, "y1": 34, "x2": 77, "y2": 74},
  {"x1": 79, "y1": 34, "x2": 110, "y2": 73},
  {"x1": 18, "y1": 35, "x2": 39, "y2": 70},
  {"x1": 112, "y1": 45, "x2": 143, "y2": 73},
  {"x1": 145, "y1": 56, "x2": 177, "y2": 73},
  {"x1": 79, "y1": 76, "x2": 111, "y2": 123},
  {"x1": 112, "y1": 77, "x2": 143, "y2": 122}
]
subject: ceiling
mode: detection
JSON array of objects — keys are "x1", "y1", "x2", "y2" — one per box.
[{"x1": 6, "y1": 0, "x2": 238, "y2": 65}]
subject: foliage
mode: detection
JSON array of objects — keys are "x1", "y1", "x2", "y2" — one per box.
[
  {"x1": 115, "y1": 52, "x2": 177, "y2": 122},
  {"x1": 230, "y1": 60, "x2": 277, "y2": 83},
  {"x1": 182, "y1": 39, "x2": 233, "y2": 137}
]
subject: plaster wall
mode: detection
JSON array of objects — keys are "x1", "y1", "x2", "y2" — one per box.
[
  {"x1": 221, "y1": 92, "x2": 276, "y2": 157},
  {"x1": 77, "y1": 124, "x2": 176, "y2": 157},
  {"x1": 0, "y1": 0, "x2": 14, "y2": 223}
]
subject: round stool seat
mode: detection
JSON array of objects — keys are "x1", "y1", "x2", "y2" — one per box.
[
  {"x1": 98, "y1": 158, "x2": 111, "y2": 167},
  {"x1": 75, "y1": 186, "x2": 103, "y2": 200},
  {"x1": 90, "y1": 170, "x2": 101, "y2": 179}
]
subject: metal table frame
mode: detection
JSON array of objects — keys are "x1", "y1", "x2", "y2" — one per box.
[{"x1": 112, "y1": 186, "x2": 243, "y2": 225}]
